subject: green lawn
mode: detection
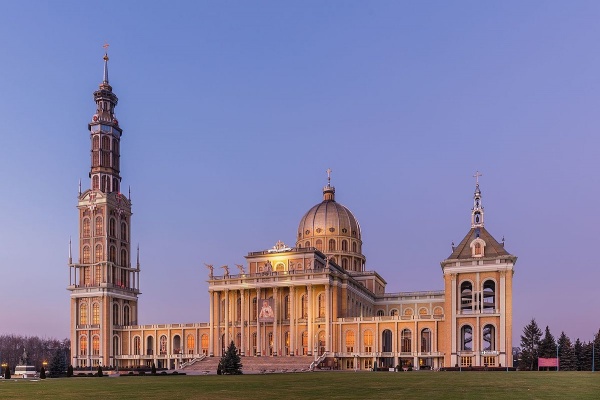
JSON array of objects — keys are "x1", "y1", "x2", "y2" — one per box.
[{"x1": 1, "y1": 372, "x2": 598, "y2": 400}]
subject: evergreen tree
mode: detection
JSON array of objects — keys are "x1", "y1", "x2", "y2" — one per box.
[
  {"x1": 97, "y1": 365, "x2": 103, "y2": 377},
  {"x1": 4, "y1": 364, "x2": 10, "y2": 379},
  {"x1": 49, "y1": 348, "x2": 67, "y2": 377},
  {"x1": 538, "y1": 326, "x2": 557, "y2": 360},
  {"x1": 593, "y1": 329, "x2": 600, "y2": 372},
  {"x1": 574, "y1": 338, "x2": 584, "y2": 371},
  {"x1": 219, "y1": 341, "x2": 243, "y2": 375},
  {"x1": 40, "y1": 366, "x2": 46, "y2": 379},
  {"x1": 557, "y1": 332, "x2": 576, "y2": 371},
  {"x1": 519, "y1": 318, "x2": 542, "y2": 370},
  {"x1": 581, "y1": 341, "x2": 594, "y2": 371}
]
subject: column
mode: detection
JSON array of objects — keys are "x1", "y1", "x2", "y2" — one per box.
[
  {"x1": 500, "y1": 270, "x2": 507, "y2": 366},
  {"x1": 256, "y1": 288, "x2": 261, "y2": 356},
  {"x1": 450, "y1": 273, "x2": 457, "y2": 367},
  {"x1": 240, "y1": 288, "x2": 245, "y2": 356},
  {"x1": 224, "y1": 289, "x2": 229, "y2": 351},
  {"x1": 325, "y1": 284, "x2": 331, "y2": 352},
  {"x1": 307, "y1": 285, "x2": 313, "y2": 356},
  {"x1": 208, "y1": 290, "x2": 214, "y2": 356},
  {"x1": 290, "y1": 286, "x2": 296, "y2": 356},
  {"x1": 273, "y1": 287, "x2": 278, "y2": 356}
]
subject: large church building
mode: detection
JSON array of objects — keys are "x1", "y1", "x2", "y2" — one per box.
[{"x1": 68, "y1": 54, "x2": 517, "y2": 372}]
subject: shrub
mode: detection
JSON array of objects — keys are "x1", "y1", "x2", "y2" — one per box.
[{"x1": 40, "y1": 367, "x2": 46, "y2": 379}]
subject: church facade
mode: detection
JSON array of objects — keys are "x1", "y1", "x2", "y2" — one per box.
[{"x1": 68, "y1": 54, "x2": 517, "y2": 371}]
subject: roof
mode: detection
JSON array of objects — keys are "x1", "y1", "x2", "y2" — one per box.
[{"x1": 446, "y1": 226, "x2": 509, "y2": 260}]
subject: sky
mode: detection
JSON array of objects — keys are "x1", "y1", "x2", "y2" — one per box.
[{"x1": 1, "y1": 1, "x2": 599, "y2": 344}]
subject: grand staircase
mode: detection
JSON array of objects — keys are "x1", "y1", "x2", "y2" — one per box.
[{"x1": 181, "y1": 355, "x2": 316, "y2": 374}]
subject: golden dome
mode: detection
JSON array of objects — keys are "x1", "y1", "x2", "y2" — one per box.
[{"x1": 296, "y1": 183, "x2": 365, "y2": 272}]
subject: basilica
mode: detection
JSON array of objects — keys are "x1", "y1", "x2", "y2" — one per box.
[{"x1": 68, "y1": 54, "x2": 517, "y2": 372}]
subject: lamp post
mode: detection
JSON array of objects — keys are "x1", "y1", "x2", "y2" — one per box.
[
  {"x1": 556, "y1": 340, "x2": 560, "y2": 372},
  {"x1": 1, "y1": 362, "x2": 6, "y2": 377}
]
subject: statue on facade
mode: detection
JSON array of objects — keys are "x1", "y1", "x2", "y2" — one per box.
[
  {"x1": 221, "y1": 265, "x2": 230, "y2": 278},
  {"x1": 235, "y1": 264, "x2": 245, "y2": 274},
  {"x1": 204, "y1": 263, "x2": 214, "y2": 279}
]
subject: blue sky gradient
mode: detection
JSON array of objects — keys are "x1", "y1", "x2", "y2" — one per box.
[{"x1": 1, "y1": 1, "x2": 599, "y2": 342}]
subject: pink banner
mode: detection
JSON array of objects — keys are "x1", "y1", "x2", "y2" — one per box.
[{"x1": 538, "y1": 358, "x2": 558, "y2": 367}]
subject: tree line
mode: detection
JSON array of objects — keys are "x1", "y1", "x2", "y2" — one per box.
[
  {"x1": 0, "y1": 334, "x2": 70, "y2": 374},
  {"x1": 518, "y1": 318, "x2": 599, "y2": 371}
]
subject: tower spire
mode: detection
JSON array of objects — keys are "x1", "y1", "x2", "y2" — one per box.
[
  {"x1": 102, "y1": 43, "x2": 109, "y2": 84},
  {"x1": 89, "y1": 47, "x2": 121, "y2": 193},
  {"x1": 471, "y1": 171, "x2": 484, "y2": 228}
]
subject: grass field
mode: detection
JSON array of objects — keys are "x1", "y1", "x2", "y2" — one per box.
[{"x1": 1, "y1": 371, "x2": 599, "y2": 400}]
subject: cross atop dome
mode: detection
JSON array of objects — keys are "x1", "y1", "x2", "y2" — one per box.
[{"x1": 323, "y1": 168, "x2": 335, "y2": 201}]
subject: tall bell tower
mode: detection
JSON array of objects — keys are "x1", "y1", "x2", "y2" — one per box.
[{"x1": 68, "y1": 50, "x2": 140, "y2": 369}]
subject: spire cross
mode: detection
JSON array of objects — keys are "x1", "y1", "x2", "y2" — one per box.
[
  {"x1": 473, "y1": 171, "x2": 483, "y2": 185},
  {"x1": 326, "y1": 168, "x2": 332, "y2": 185},
  {"x1": 103, "y1": 42, "x2": 110, "y2": 52}
]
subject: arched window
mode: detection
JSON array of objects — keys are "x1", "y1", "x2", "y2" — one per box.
[
  {"x1": 268, "y1": 332, "x2": 274, "y2": 355},
  {"x1": 109, "y1": 246, "x2": 116, "y2": 263},
  {"x1": 460, "y1": 281, "x2": 473, "y2": 313},
  {"x1": 95, "y1": 265, "x2": 101, "y2": 285},
  {"x1": 483, "y1": 280, "x2": 496, "y2": 312},
  {"x1": 342, "y1": 258, "x2": 348, "y2": 269},
  {"x1": 315, "y1": 239, "x2": 323, "y2": 251},
  {"x1": 352, "y1": 242, "x2": 357, "y2": 253},
  {"x1": 123, "y1": 305, "x2": 130, "y2": 325},
  {"x1": 92, "y1": 303, "x2": 100, "y2": 325},
  {"x1": 401, "y1": 329, "x2": 412, "y2": 353},
  {"x1": 252, "y1": 297, "x2": 257, "y2": 320},
  {"x1": 252, "y1": 333, "x2": 258, "y2": 356},
  {"x1": 121, "y1": 222, "x2": 127, "y2": 241},
  {"x1": 236, "y1": 333, "x2": 241, "y2": 350},
  {"x1": 113, "y1": 303, "x2": 119, "y2": 325},
  {"x1": 236, "y1": 298, "x2": 242, "y2": 322},
  {"x1": 363, "y1": 330, "x2": 373, "y2": 353},
  {"x1": 283, "y1": 295, "x2": 290, "y2": 320},
  {"x1": 133, "y1": 336, "x2": 141, "y2": 355},
  {"x1": 93, "y1": 135, "x2": 100, "y2": 150},
  {"x1": 186, "y1": 334, "x2": 195, "y2": 355},
  {"x1": 483, "y1": 325, "x2": 495, "y2": 351},
  {"x1": 79, "y1": 304, "x2": 88, "y2": 325},
  {"x1": 147, "y1": 336, "x2": 154, "y2": 355},
  {"x1": 113, "y1": 336, "x2": 120, "y2": 356},
  {"x1": 79, "y1": 335, "x2": 88, "y2": 356},
  {"x1": 201, "y1": 334, "x2": 209, "y2": 355},
  {"x1": 318, "y1": 331, "x2": 326, "y2": 355},
  {"x1": 160, "y1": 335, "x2": 168, "y2": 355},
  {"x1": 474, "y1": 242, "x2": 481, "y2": 255},
  {"x1": 83, "y1": 218, "x2": 90, "y2": 237},
  {"x1": 390, "y1": 309, "x2": 399, "y2": 317},
  {"x1": 460, "y1": 325, "x2": 473, "y2": 351},
  {"x1": 345, "y1": 331, "x2": 355, "y2": 352},
  {"x1": 382, "y1": 329, "x2": 393, "y2": 352},
  {"x1": 421, "y1": 328, "x2": 432, "y2": 353},
  {"x1": 109, "y1": 218, "x2": 116, "y2": 237},
  {"x1": 95, "y1": 244, "x2": 103, "y2": 262},
  {"x1": 318, "y1": 293, "x2": 325, "y2": 318},
  {"x1": 82, "y1": 246, "x2": 90, "y2": 264},
  {"x1": 121, "y1": 249, "x2": 128, "y2": 268},
  {"x1": 305, "y1": 241, "x2": 310, "y2": 248},
  {"x1": 101, "y1": 175, "x2": 108, "y2": 192},
  {"x1": 328, "y1": 239, "x2": 336, "y2": 251},
  {"x1": 173, "y1": 335, "x2": 181, "y2": 354},
  {"x1": 92, "y1": 335, "x2": 100, "y2": 355},
  {"x1": 284, "y1": 331, "x2": 290, "y2": 355},
  {"x1": 302, "y1": 331, "x2": 308, "y2": 355},
  {"x1": 376, "y1": 310, "x2": 384, "y2": 317},
  {"x1": 95, "y1": 216, "x2": 103, "y2": 236},
  {"x1": 342, "y1": 240, "x2": 348, "y2": 251},
  {"x1": 83, "y1": 267, "x2": 91, "y2": 286},
  {"x1": 301, "y1": 295, "x2": 308, "y2": 319}
]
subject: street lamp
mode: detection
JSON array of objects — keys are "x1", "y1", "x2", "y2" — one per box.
[{"x1": 556, "y1": 340, "x2": 560, "y2": 372}]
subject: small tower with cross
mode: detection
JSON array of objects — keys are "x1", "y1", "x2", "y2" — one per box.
[{"x1": 471, "y1": 171, "x2": 484, "y2": 228}]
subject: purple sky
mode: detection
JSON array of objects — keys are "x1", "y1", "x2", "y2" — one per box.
[{"x1": 1, "y1": 1, "x2": 599, "y2": 344}]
